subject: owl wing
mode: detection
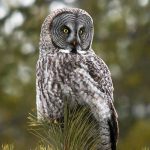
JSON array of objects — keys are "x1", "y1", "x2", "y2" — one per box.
[{"x1": 86, "y1": 53, "x2": 119, "y2": 149}]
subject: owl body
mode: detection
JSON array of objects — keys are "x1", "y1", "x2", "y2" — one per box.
[{"x1": 36, "y1": 8, "x2": 118, "y2": 150}]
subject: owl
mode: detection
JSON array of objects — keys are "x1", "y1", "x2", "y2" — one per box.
[{"x1": 36, "y1": 8, "x2": 118, "y2": 150}]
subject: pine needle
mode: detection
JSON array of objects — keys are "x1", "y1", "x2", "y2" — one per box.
[
  {"x1": 1, "y1": 144, "x2": 14, "y2": 150},
  {"x1": 28, "y1": 97, "x2": 101, "y2": 150}
]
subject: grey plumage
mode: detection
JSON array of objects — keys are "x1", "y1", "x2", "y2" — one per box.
[{"x1": 36, "y1": 8, "x2": 119, "y2": 150}]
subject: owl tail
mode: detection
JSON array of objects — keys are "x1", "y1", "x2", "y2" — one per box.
[
  {"x1": 99, "y1": 108, "x2": 118, "y2": 150},
  {"x1": 108, "y1": 119, "x2": 117, "y2": 150},
  {"x1": 99, "y1": 120, "x2": 112, "y2": 150},
  {"x1": 107, "y1": 102, "x2": 119, "y2": 150}
]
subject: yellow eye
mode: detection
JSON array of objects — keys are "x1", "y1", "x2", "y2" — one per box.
[
  {"x1": 63, "y1": 28, "x2": 69, "y2": 34},
  {"x1": 79, "y1": 28, "x2": 84, "y2": 35}
]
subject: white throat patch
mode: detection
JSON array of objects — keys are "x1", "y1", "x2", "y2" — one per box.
[
  {"x1": 77, "y1": 50, "x2": 86, "y2": 54},
  {"x1": 59, "y1": 49, "x2": 70, "y2": 53},
  {"x1": 59, "y1": 49, "x2": 87, "y2": 54}
]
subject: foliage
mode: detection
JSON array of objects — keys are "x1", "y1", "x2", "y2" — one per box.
[
  {"x1": 142, "y1": 148, "x2": 150, "y2": 150},
  {"x1": 118, "y1": 120, "x2": 150, "y2": 150},
  {"x1": 28, "y1": 98, "x2": 100, "y2": 150},
  {"x1": 1, "y1": 145, "x2": 14, "y2": 150}
]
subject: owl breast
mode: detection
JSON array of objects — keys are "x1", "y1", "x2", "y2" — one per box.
[
  {"x1": 49, "y1": 53, "x2": 87, "y2": 85},
  {"x1": 36, "y1": 52, "x2": 88, "y2": 119}
]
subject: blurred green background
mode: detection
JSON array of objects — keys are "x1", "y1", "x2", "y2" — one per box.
[{"x1": 0, "y1": 0, "x2": 150, "y2": 149}]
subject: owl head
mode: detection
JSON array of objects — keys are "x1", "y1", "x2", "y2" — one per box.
[{"x1": 39, "y1": 8, "x2": 94, "y2": 56}]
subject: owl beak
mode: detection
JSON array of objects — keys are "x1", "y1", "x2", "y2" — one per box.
[
  {"x1": 71, "y1": 40, "x2": 77, "y2": 47},
  {"x1": 70, "y1": 40, "x2": 78, "y2": 54},
  {"x1": 72, "y1": 41, "x2": 77, "y2": 46}
]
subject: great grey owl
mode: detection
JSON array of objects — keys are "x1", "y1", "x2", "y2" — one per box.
[{"x1": 36, "y1": 8, "x2": 118, "y2": 150}]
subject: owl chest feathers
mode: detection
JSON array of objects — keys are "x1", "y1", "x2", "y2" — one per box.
[
  {"x1": 39, "y1": 53, "x2": 88, "y2": 92},
  {"x1": 37, "y1": 52, "x2": 113, "y2": 120},
  {"x1": 37, "y1": 52, "x2": 112, "y2": 103}
]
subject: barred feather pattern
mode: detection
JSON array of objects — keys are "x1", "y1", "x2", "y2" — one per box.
[{"x1": 36, "y1": 8, "x2": 118, "y2": 150}]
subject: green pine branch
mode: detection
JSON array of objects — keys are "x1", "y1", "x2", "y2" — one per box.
[{"x1": 28, "y1": 98, "x2": 101, "y2": 150}]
